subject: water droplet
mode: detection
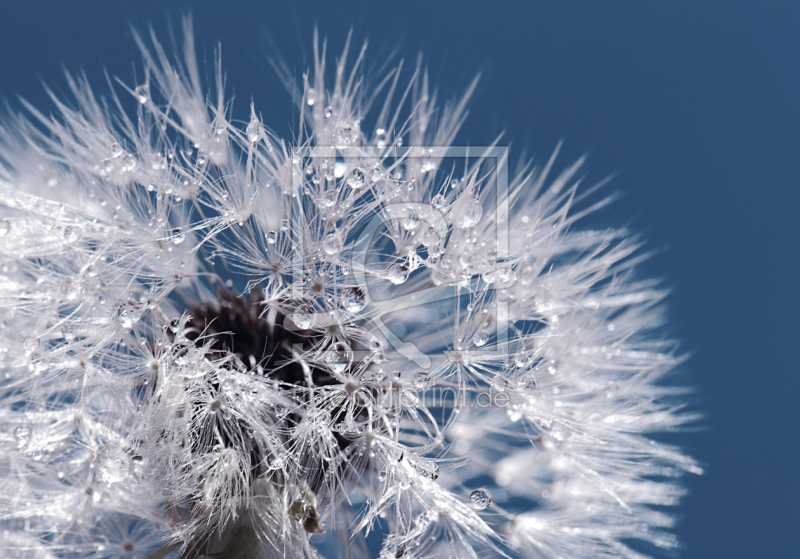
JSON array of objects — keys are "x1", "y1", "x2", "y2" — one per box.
[
  {"x1": 325, "y1": 342, "x2": 352, "y2": 375},
  {"x1": 324, "y1": 106, "x2": 333, "y2": 119},
  {"x1": 495, "y1": 268, "x2": 516, "y2": 288},
  {"x1": 375, "y1": 128, "x2": 388, "y2": 149},
  {"x1": 22, "y1": 337, "x2": 40, "y2": 354},
  {"x1": 266, "y1": 231, "x2": 277, "y2": 244},
  {"x1": 387, "y1": 263, "x2": 409, "y2": 285},
  {"x1": 381, "y1": 537, "x2": 405, "y2": 559},
  {"x1": 323, "y1": 233, "x2": 342, "y2": 255},
  {"x1": 421, "y1": 226, "x2": 439, "y2": 248},
  {"x1": 492, "y1": 376, "x2": 508, "y2": 392},
  {"x1": 170, "y1": 228, "x2": 186, "y2": 244},
  {"x1": 109, "y1": 142, "x2": 123, "y2": 158},
  {"x1": 415, "y1": 459, "x2": 439, "y2": 480},
  {"x1": 431, "y1": 194, "x2": 446, "y2": 209},
  {"x1": 473, "y1": 330, "x2": 489, "y2": 347},
  {"x1": 414, "y1": 371, "x2": 431, "y2": 389},
  {"x1": 134, "y1": 84, "x2": 149, "y2": 104},
  {"x1": 415, "y1": 512, "x2": 432, "y2": 533},
  {"x1": 0, "y1": 219, "x2": 9, "y2": 236},
  {"x1": 469, "y1": 488, "x2": 492, "y2": 510},
  {"x1": 322, "y1": 190, "x2": 337, "y2": 207},
  {"x1": 334, "y1": 123, "x2": 356, "y2": 148},
  {"x1": 306, "y1": 88, "x2": 317, "y2": 106},
  {"x1": 96, "y1": 447, "x2": 129, "y2": 484},
  {"x1": 63, "y1": 225, "x2": 81, "y2": 243},
  {"x1": 341, "y1": 287, "x2": 366, "y2": 312},
  {"x1": 293, "y1": 306, "x2": 314, "y2": 330},
  {"x1": 246, "y1": 118, "x2": 262, "y2": 143},
  {"x1": 113, "y1": 300, "x2": 139, "y2": 329},
  {"x1": 483, "y1": 268, "x2": 516, "y2": 288},
  {"x1": 61, "y1": 277, "x2": 82, "y2": 300},
  {"x1": 401, "y1": 211, "x2": 419, "y2": 231},
  {"x1": 455, "y1": 195, "x2": 482, "y2": 228},
  {"x1": 346, "y1": 168, "x2": 365, "y2": 190},
  {"x1": 280, "y1": 219, "x2": 289, "y2": 231},
  {"x1": 14, "y1": 425, "x2": 32, "y2": 448}
]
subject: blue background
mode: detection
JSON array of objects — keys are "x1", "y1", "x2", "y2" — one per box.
[{"x1": 1, "y1": 1, "x2": 798, "y2": 557}]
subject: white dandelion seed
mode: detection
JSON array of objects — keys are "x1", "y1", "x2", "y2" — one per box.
[{"x1": 0, "y1": 18, "x2": 701, "y2": 559}]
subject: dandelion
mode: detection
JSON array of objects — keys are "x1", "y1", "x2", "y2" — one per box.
[{"x1": 0, "y1": 19, "x2": 700, "y2": 559}]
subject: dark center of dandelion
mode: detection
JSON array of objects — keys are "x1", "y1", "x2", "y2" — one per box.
[
  {"x1": 185, "y1": 290, "x2": 341, "y2": 388},
  {"x1": 177, "y1": 289, "x2": 364, "y2": 496}
]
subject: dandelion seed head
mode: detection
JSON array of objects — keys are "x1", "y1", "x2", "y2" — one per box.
[{"x1": 0, "y1": 20, "x2": 700, "y2": 559}]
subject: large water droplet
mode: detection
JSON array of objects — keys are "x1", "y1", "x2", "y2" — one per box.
[
  {"x1": 325, "y1": 342, "x2": 352, "y2": 375},
  {"x1": 492, "y1": 376, "x2": 509, "y2": 392},
  {"x1": 421, "y1": 226, "x2": 440, "y2": 248},
  {"x1": 469, "y1": 488, "x2": 492, "y2": 510},
  {"x1": 413, "y1": 371, "x2": 431, "y2": 389},
  {"x1": 401, "y1": 211, "x2": 419, "y2": 231},
  {"x1": 171, "y1": 228, "x2": 186, "y2": 244},
  {"x1": 113, "y1": 300, "x2": 139, "y2": 329},
  {"x1": 266, "y1": 231, "x2": 277, "y2": 244},
  {"x1": 324, "y1": 106, "x2": 333, "y2": 119},
  {"x1": 323, "y1": 233, "x2": 342, "y2": 255},
  {"x1": 473, "y1": 330, "x2": 489, "y2": 347},
  {"x1": 246, "y1": 118, "x2": 262, "y2": 143},
  {"x1": 341, "y1": 287, "x2": 366, "y2": 312},
  {"x1": 387, "y1": 263, "x2": 409, "y2": 285},
  {"x1": 415, "y1": 459, "x2": 439, "y2": 480},
  {"x1": 293, "y1": 305, "x2": 315, "y2": 330},
  {"x1": 375, "y1": 128, "x2": 388, "y2": 149},
  {"x1": 322, "y1": 190, "x2": 337, "y2": 208},
  {"x1": 346, "y1": 169, "x2": 365, "y2": 190}
]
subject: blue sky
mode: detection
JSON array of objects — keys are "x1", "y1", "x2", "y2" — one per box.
[{"x1": 1, "y1": 1, "x2": 798, "y2": 556}]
